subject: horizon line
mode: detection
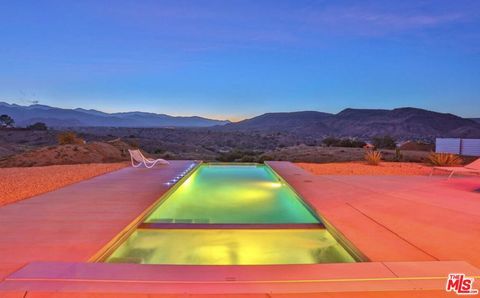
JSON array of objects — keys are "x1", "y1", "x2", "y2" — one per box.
[{"x1": 1, "y1": 100, "x2": 478, "y2": 122}]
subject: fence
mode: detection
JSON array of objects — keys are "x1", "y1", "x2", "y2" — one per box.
[{"x1": 436, "y1": 138, "x2": 480, "y2": 156}]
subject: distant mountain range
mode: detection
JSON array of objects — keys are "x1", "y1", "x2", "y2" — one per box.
[
  {"x1": 0, "y1": 102, "x2": 230, "y2": 127},
  {"x1": 222, "y1": 108, "x2": 480, "y2": 139},
  {"x1": 1, "y1": 102, "x2": 479, "y2": 139}
]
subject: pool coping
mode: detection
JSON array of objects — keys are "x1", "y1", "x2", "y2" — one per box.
[{"x1": 1, "y1": 260, "x2": 479, "y2": 296}]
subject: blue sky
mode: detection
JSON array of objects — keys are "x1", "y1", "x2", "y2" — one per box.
[{"x1": 0, "y1": 0, "x2": 479, "y2": 120}]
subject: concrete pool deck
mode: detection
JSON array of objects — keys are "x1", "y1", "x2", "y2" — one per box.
[
  {"x1": 267, "y1": 161, "x2": 480, "y2": 267},
  {"x1": 0, "y1": 161, "x2": 479, "y2": 297},
  {"x1": 0, "y1": 161, "x2": 197, "y2": 281}
]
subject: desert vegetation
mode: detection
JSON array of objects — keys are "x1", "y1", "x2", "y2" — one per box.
[
  {"x1": 0, "y1": 126, "x2": 438, "y2": 167},
  {"x1": 4, "y1": 138, "x2": 133, "y2": 167},
  {"x1": 427, "y1": 152, "x2": 462, "y2": 166},
  {"x1": 0, "y1": 114, "x2": 15, "y2": 127},
  {"x1": 364, "y1": 150, "x2": 382, "y2": 165},
  {"x1": 322, "y1": 137, "x2": 366, "y2": 148},
  {"x1": 372, "y1": 135, "x2": 397, "y2": 149},
  {"x1": 57, "y1": 131, "x2": 84, "y2": 145},
  {"x1": 26, "y1": 122, "x2": 48, "y2": 131}
]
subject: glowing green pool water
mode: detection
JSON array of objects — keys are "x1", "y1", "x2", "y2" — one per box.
[
  {"x1": 107, "y1": 229, "x2": 356, "y2": 265},
  {"x1": 145, "y1": 164, "x2": 319, "y2": 224}
]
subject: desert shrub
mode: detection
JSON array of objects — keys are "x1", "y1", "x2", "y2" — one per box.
[
  {"x1": 57, "y1": 131, "x2": 83, "y2": 145},
  {"x1": 217, "y1": 149, "x2": 260, "y2": 162},
  {"x1": 322, "y1": 137, "x2": 366, "y2": 148},
  {"x1": 126, "y1": 139, "x2": 139, "y2": 149},
  {"x1": 239, "y1": 155, "x2": 256, "y2": 162},
  {"x1": 322, "y1": 137, "x2": 338, "y2": 147},
  {"x1": 394, "y1": 148, "x2": 403, "y2": 162},
  {"x1": 372, "y1": 135, "x2": 397, "y2": 149},
  {"x1": 340, "y1": 138, "x2": 366, "y2": 148},
  {"x1": 217, "y1": 151, "x2": 242, "y2": 162},
  {"x1": 427, "y1": 152, "x2": 462, "y2": 166},
  {"x1": 364, "y1": 150, "x2": 382, "y2": 165},
  {"x1": 258, "y1": 154, "x2": 273, "y2": 163},
  {"x1": 160, "y1": 151, "x2": 175, "y2": 159},
  {"x1": 27, "y1": 122, "x2": 47, "y2": 130},
  {"x1": 154, "y1": 148, "x2": 166, "y2": 154}
]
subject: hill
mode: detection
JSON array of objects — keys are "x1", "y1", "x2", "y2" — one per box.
[
  {"x1": 222, "y1": 111, "x2": 332, "y2": 136},
  {"x1": 223, "y1": 108, "x2": 480, "y2": 139},
  {"x1": 470, "y1": 118, "x2": 480, "y2": 124},
  {"x1": 0, "y1": 102, "x2": 230, "y2": 127},
  {"x1": 0, "y1": 139, "x2": 132, "y2": 167}
]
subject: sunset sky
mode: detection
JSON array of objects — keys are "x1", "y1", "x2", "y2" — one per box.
[{"x1": 1, "y1": 0, "x2": 479, "y2": 120}]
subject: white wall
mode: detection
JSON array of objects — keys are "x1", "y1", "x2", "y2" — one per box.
[
  {"x1": 436, "y1": 138, "x2": 461, "y2": 154},
  {"x1": 462, "y1": 139, "x2": 480, "y2": 156},
  {"x1": 436, "y1": 138, "x2": 480, "y2": 156}
]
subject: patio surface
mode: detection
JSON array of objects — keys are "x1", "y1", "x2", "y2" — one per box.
[
  {"x1": 0, "y1": 161, "x2": 479, "y2": 297},
  {"x1": 267, "y1": 162, "x2": 480, "y2": 267},
  {"x1": 0, "y1": 161, "x2": 197, "y2": 281}
]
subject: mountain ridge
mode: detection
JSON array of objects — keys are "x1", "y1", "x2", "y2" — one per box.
[
  {"x1": 0, "y1": 102, "x2": 230, "y2": 127},
  {"x1": 2, "y1": 102, "x2": 479, "y2": 139},
  {"x1": 223, "y1": 107, "x2": 480, "y2": 139}
]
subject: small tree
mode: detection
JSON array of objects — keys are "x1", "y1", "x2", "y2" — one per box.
[
  {"x1": 27, "y1": 122, "x2": 48, "y2": 131},
  {"x1": 0, "y1": 114, "x2": 15, "y2": 127}
]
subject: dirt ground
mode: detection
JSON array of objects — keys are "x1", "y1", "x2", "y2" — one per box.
[
  {"x1": 296, "y1": 161, "x2": 433, "y2": 176},
  {"x1": 0, "y1": 139, "x2": 133, "y2": 168},
  {"x1": 265, "y1": 145, "x2": 431, "y2": 163},
  {"x1": 0, "y1": 163, "x2": 128, "y2": 206}
]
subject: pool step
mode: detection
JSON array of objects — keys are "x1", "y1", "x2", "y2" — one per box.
[
  {"x1": 154, "y1": 218, "x2": 212, "y2": 223},
  {"x1": 138, "y1": 222, "x2": 326, "y2": 230}
]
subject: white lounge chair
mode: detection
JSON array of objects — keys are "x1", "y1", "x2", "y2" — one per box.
[
  {"x1": 128, "y1": 149, "x2": 169, "y2": 168},
  {"x1": 430, "y1": 158, "x2": 480, "y2": 179}
]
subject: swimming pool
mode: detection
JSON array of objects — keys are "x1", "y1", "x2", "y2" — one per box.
[
  {"x1": 146, "y1": 164, "x2": 319, "y2": 224},
  {"x1": 104, "y1": 163, "x2": 357, "y2": 265}
]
